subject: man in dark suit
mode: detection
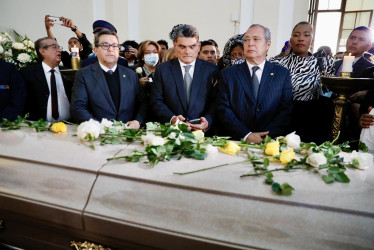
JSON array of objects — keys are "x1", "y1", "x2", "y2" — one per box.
[
  {"x1": 151, "y1": 24, "x2": 218, "y2": 131},
  {"x1": 216, "y1": 24, "x2": 293, "y2": 143},
  {"x1": 20, "y1": 37, "x2": 73, "y2": 121},
  {"x1": 0, "y1": 61, "x2": 26, "y2": 121},
  {"x1": 70, "y1": 30, "x2": 146, "y2": 128},
  {"x1": 334, "y1": 26, "x2": 373, "y2": 78}
]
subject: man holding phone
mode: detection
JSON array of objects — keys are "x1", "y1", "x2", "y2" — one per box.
[
  {"x1": 45, "y1": 15, "x2": 92, "y2": 69},
  {"x1": 151, "y1": 24, "x2": 218, "y2": 132}
]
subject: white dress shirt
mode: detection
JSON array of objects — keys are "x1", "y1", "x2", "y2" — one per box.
[
  {"x1": 99, "y1": 62, "x2": 117, "y2": 73},
  {"x1": 42, "y1": 62, "x2": 70, "y2": 122}
]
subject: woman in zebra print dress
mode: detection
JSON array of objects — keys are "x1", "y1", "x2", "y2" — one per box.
[{"x1": 269, "y1": 21, "x2": 334, "y2": 143}]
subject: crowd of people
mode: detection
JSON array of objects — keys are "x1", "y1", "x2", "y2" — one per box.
[{"x1": 1, "y1": 15, "x2": 374, "y2": 147}]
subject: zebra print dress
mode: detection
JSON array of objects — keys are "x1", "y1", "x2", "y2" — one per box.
[{"x1": 269, "y1": 52, "x2": 334, "y2": 101}]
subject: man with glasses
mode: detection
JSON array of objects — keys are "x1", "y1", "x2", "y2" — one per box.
[
  {"x1": 70, "y1": 30, "x2": 146, "y2": 128},
  {"x1": 216, "y1": 24, "x2": 293, "y2": 143},
  {"x1": 151, "y1": 24, "x2": 218, "y2": 132},
  {"x1": 20, "y1": 37, "x2": 73, "y2": 121}
]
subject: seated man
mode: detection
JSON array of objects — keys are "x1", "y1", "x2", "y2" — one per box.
[
  {"x1": 20, "y1": 37, "x2": 72, "y2": 122},
  {"x1": 216, "y1": 24, "x2": 293, "y2": 143},
  {"x1": 198, "y1": 40, "x2": 217, "y2": 64},
  {"x1": 0, "y1": 61, "x2": 26, "y2": 121},
  {"x1": 151, "y1": 24, "x2": 218, "y2": 132},
  {"x1": 81, "y1": 20, "x2": 128, "y2": 68},
  {"x1": 45, "y1": 15, "x2": 92, "y2": 68},
  {"x1": 334, "y1": 26, "x2": 373, "y2": 78},
  {"x1": 70, "y1": 30, "x2": 146, "y2": 128}
]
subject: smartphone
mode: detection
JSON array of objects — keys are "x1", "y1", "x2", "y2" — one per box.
[
  {"x1": 124, "y1": 45, "x2": 130, "y2": 52},
  {"x1": 48, "y1": 16, "x2": 63, "y2": 25},
  {"x1": 188, "y1": 118, "x2": 201, "y2": 124}
]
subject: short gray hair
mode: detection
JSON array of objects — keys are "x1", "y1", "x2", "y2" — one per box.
[
  {"x1": 249, "y1": 24, "x2": 271, "y2": 43},
  {"x1": 170, "y1": 24, "x2": 199, "y2": 43}
]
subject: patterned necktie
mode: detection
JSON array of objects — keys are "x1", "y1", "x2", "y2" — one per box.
[
  {"x1": 252, "y1": 66, "x2": 260, "y2": 99},
  {"x1": 50, "y1": 69, "x2": 59, "y2": 120},
  {"x1": 184, "y1": 65, "x2": 192, "y2": 104}
]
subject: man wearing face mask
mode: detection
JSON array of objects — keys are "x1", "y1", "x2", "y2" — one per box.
[{"x1": 151, "y1": 24, "x2": 219, "y2": 132}]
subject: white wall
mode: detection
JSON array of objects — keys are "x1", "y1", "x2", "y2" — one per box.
[{"x1": 0, "y1": 0, "x2": 310, "y2": 57}]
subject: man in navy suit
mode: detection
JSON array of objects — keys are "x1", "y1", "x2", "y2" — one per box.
[
  {"x1": 217, "y1": 24, "x2": 293, "y2": 143},
  {"x1": 70, "y1": 30, "x2": 146, "y2": 128},
  {"x1": 0, "y1": 61, "x2": 26, "y2": 121},
  {"x1": 20, "y1": 37, "x2": 73, "y2": 122},
  {"x1": 334, "y1": 26, "x2": 373, "y2": 78},
  {"x1": 151, "y1": 24, "x2": 218, "y2": 131}
]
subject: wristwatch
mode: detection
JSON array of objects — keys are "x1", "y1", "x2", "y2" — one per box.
[{"x1": 71, "y1": 26, "x2": 78, "y2": 32}]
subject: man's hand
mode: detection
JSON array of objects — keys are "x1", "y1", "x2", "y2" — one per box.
[
  {"x1": 246, "y1": 131, "x2": 269, "y2": 143},
  {"x1": 350, "y1": 90, "x2": 368, "y2": 101},
  {"x1": 171, "y1": 115, "x2": 185, "y2": 124},
  {"x1": 126, "y1": 120, "x2": 140, "y2": 129},
  {"x1": 61, "y1": 16, "x2": 75, "y2": 29},
  {"x1": 45, "y1": 15, "x2": 54, "y2": 30},
  {"x1": 359, "y1": 106, "x2": 374, "y2": 128},
  {"x1": 139, "y1": 76, "x2": 149, "y2": 87},
  {"x1": 188, "y1": 117, "x2": 209, "y2": 131}
]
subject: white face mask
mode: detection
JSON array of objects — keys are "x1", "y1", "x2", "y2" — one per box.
[{"x1": 144, "y1": 53, "x2": 159, "y2": 66}]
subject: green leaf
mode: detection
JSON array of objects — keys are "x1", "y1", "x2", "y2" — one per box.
[
  {"x1": 334, "y1": 172, "x2": 350, "y2": 183},
  {"x1": 322, "y1": 174, "x2": 335, "y2": 184},
  {"x1": 280, "y1": 183, "x2": 294, "y2": 196},
  {"x1": 265, "y1": 178, "x2": 273, "y2": 185},
  {"x1": 272, "y1": 183, "x2": 281, "y2": 194},
  {"x1": 359, "y1": 141, "x2": 369, "y2": 152},
  {"x1": 263, "y1": 157, "x2": 270, "y2": 167},
  {"x1": 328, "y1": 166, "x2": 342, "y2": 174}
]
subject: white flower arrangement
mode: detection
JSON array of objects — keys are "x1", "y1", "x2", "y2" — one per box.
[
  {"x1": 141, "y1": 133, "x2": 165, "y2": 146},
  {"x1": 0, "y1": 30, "x2": 37, "y2": 68}
]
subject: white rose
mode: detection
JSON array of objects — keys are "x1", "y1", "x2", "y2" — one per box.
[
  {"x1": 351, "y1": 150, "x2": 373, "y2": 169},
  {"x1": 146, "y1": 122, "x2": 161, "y2": 131},
  {"x1": 285, "y1": 131, "x2": 301, "y2": 149},
  {"x1": 12, "y1": 42, "x2": 25, "y2": 50},
  {"x1": 17, "y1": 53, "x2": 31, "y2": 63},
  {"x1": 204, "y1": 144, "x2": 218, "y2": 155},
  {"x1": 100, "y1": 118, "x2": 113, "y2": 133},
  {"x1": 141, "y1": 133, "x2": 165, "y2": 146},
  {"x1": 77, "y1": 119, "x2": 101, "y2": 140},
  {"x1": 135, "y1": 67, "x2": 143, "y2": 74},
  {"x1": 306, "y1": 152, "x2": 327, "y2": 168},
  {"x1": 0, "y1": 45, "x2": 3, "y2": 54}
]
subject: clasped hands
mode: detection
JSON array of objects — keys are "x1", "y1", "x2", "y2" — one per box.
[{"x1": 171, "y1": 115, "x2": 209, "y2": 131}]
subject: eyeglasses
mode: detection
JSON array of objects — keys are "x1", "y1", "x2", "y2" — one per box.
[
  {"x1": 98, "y1": 43, "x2": 121, "y2": 50},
  {"x1": 144, "y1": 50, "x2": 158, "y2": 55},
  {"x1": 44, "y1": 44, "x2": 63, "y2": 50},
  {"x1": 243, "y1": 37, "x2": 265, "y2": 44}
]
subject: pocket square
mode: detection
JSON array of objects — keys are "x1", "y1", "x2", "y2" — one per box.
[{"x1": 0, "y1": 85, "x2": 10, "y2": 89}]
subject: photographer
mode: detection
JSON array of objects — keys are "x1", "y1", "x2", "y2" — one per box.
[
  {"x1": 45, "y1": 15, "x2": 92, "y2": 68},
  {"x1": 121, "y1": 40, "x2": 139, "y2": 69}
]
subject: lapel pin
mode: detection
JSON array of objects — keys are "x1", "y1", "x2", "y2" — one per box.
[
  {"x1": 123, "y1": 74, "x2": 126, "y2": 78},
  {"x1": 270, "y1": 73, "x2": 274, "y2": 75}
]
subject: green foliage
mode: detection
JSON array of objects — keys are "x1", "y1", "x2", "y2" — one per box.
[
  {"x1": 0, "y1": 114, "x2": 51, "y2": 132},
  {"x1": 359, "y1": 141, "x2": 368, "y2": 152}
]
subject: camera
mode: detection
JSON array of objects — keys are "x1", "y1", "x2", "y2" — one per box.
[{"x1": 124, "y1": 45, "x2": 130, "y2": 52}]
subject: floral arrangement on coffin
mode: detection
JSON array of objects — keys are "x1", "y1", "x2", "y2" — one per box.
[
  {"x1": 1, "y1": 115, "x2": 373, "y2": 196},
  {"x1": 0, "y1": 30, "x2": 38, "y2": 68}
]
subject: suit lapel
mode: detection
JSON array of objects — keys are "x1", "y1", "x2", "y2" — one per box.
[
  {"x1": 92, "y1": 62, "x2": 116, "y2": 113},
  {"x1": 118, "y1": 66, "x2": 128, "y2": 112},
  {"x1": 237, "y1": 62, "x2": 256, "y2": 103},
  {"x1": 170, "y1": 59, "x2": 188, "y2": 112},
  {"x1": 35, "y1": 64, "x2": 49, "y2": 95},
  {"x1": 188, "y1": 59, "x2": 203, "y2": 113},
  {"x1": 257, "y1": 61, "x2": 274, "y2": 104}
]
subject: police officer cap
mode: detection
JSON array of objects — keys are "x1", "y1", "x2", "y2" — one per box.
[{"x1": 92, "y1": 20, "x2": 117, "y2": 33}]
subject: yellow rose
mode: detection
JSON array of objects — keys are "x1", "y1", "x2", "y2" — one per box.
[
  {"x1": 219, "y1": 141, "x2": 241, "y2": 155},
  {"x1": 192, "y1": 130, "x2": 204, "y2": 143},
  {"x1": 51, "y1": 122, "x2": 67, "y2": 133},
  {"x1": 280, "y1": 149, "x2": 295, "y2": 165},
  {"x1": 265, "y1": 141, "x2": 280, "y2": 156}
]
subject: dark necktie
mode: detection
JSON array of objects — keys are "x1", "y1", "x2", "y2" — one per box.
[
  {"x1": 184, "y1": 65, "x2": 192, "y2": 104},
  {"x1": 252, "y1": 66, "x2": 260, "y2": 99},
  {"x1": 107, "y1": 70, "x2": 113, "y2": 75},
  {"x1": 50, "y1": 69, "x2": 59, "y2": 120}
]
